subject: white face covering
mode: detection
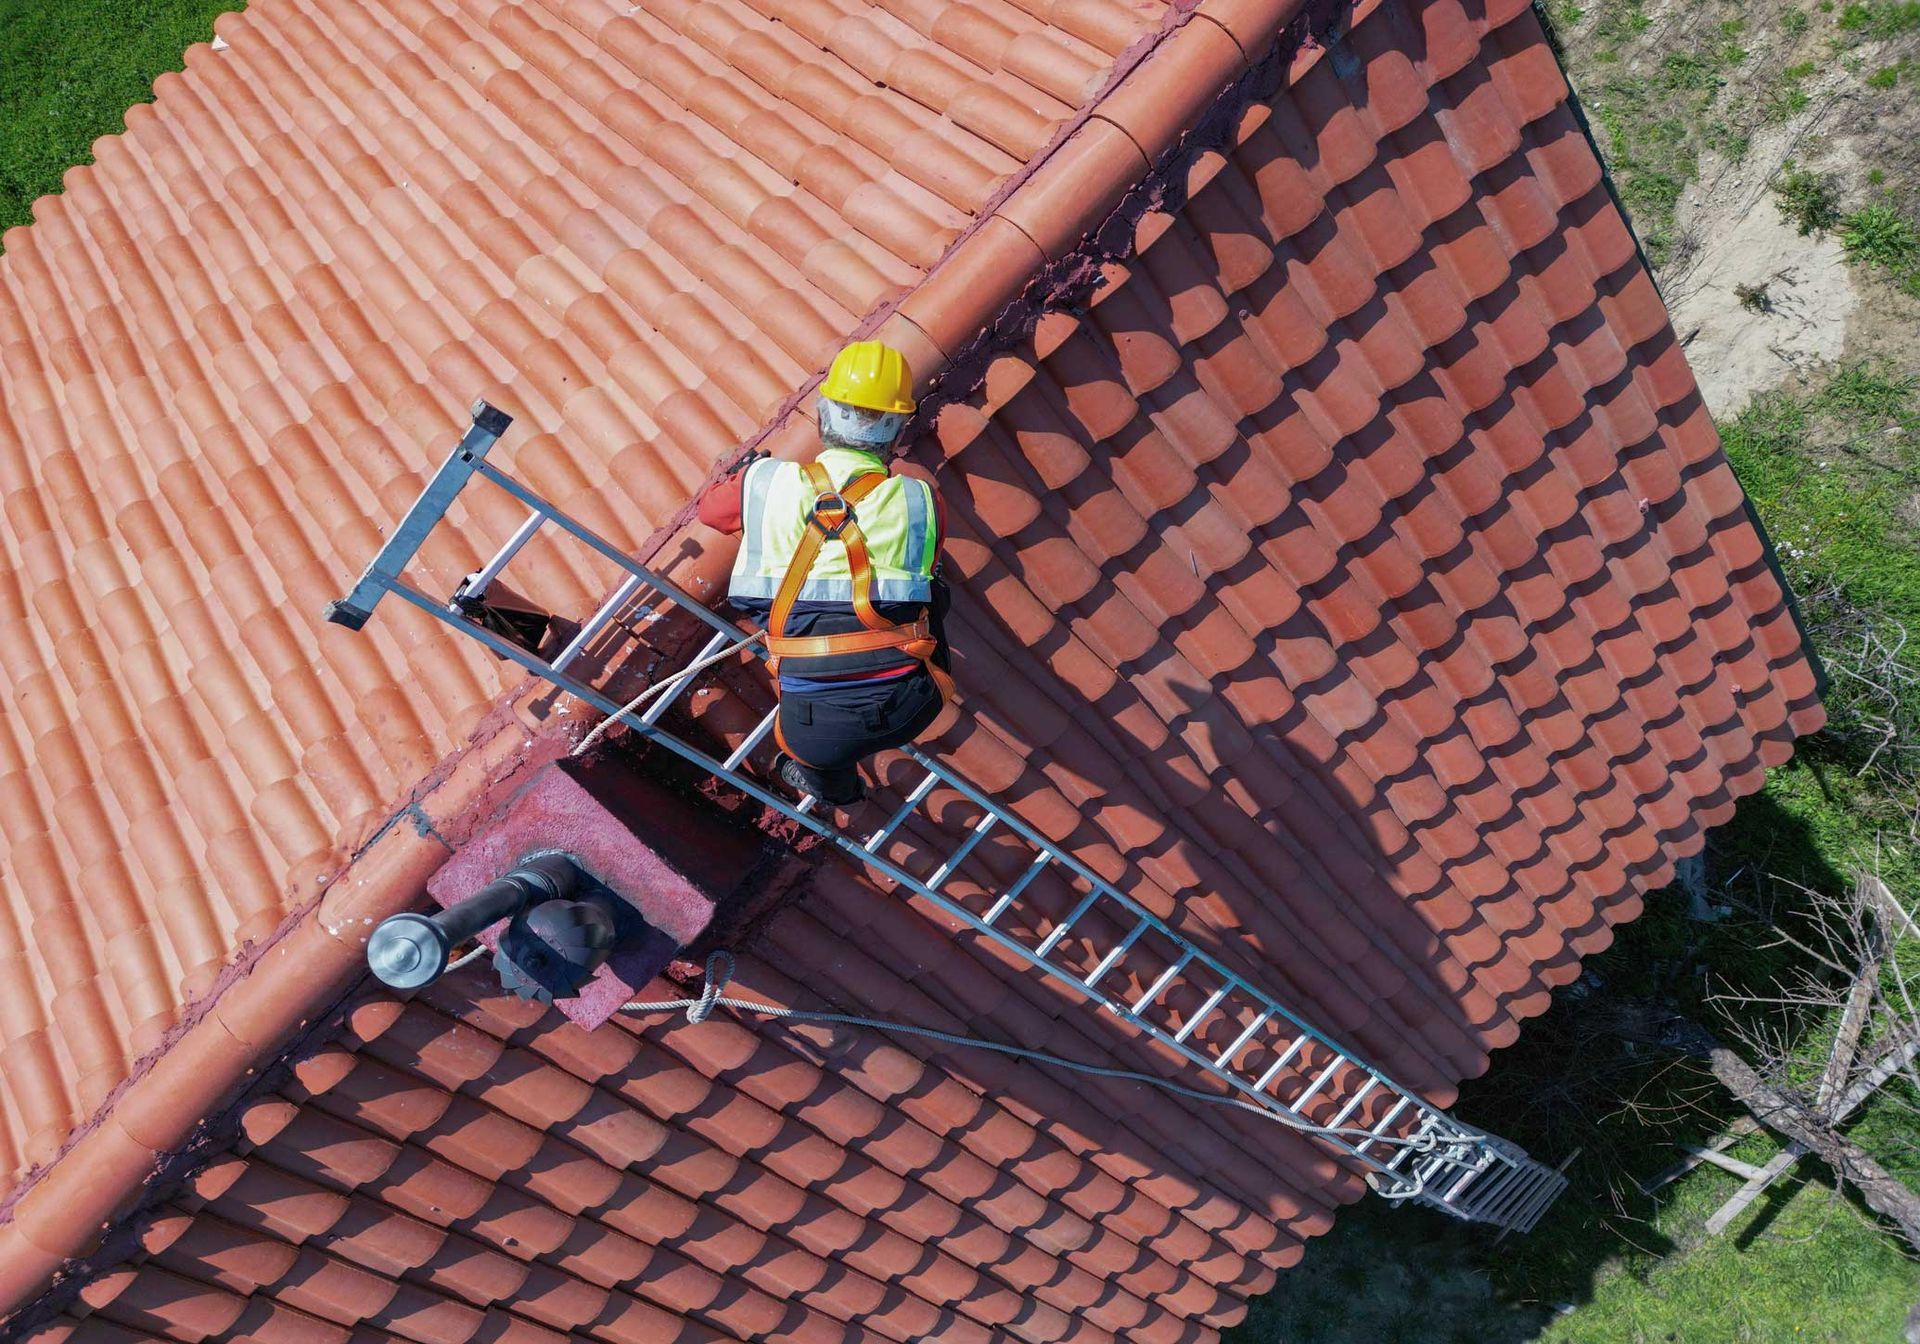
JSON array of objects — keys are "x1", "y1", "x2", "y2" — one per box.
[{"x1": 819, "y1": 398, "x2": 907, "y2": 449}]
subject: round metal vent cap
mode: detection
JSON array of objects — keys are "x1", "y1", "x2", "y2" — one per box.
[{"x1": 367, "y1": 912, "x2": 452, "y2": 989}]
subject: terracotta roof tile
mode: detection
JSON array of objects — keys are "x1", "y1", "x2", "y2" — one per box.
[
  {"x1": 0, "y1": 0, "x2": 1174, "y2": 1194},
  {"x1": 0, "y1": 0, "x2": 1824, "y2": 1338}
]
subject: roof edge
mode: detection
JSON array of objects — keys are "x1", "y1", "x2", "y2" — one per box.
[{"x1": 0, "y1": 713, "x2": 554, "y2": 1324}]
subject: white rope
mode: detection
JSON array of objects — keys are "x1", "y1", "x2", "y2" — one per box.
[
  {"x1": 445, "y1": 944, "x2": 488, "y2": 972},
  {"x1": 624, "y1": 953, "x2": 1441, "y2": 1167},
  {"x1": 571, "y1": 629, "x2": 767, "y2": 759}
]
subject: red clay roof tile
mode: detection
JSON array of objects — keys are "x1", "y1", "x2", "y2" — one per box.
[
  {"x1": 0, "y1": 0, "x2": 1826, "y2": 1340},
  {"x1": 0, "y1": 0, "x2": 1178, "y2": 1203}
]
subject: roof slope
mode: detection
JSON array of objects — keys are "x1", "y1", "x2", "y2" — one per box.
[
  {"x1": 15, "y1": 923, "x2": 1310, "y2": 1344},
  {"x1": 886, "y1": 0, "x2": 1824, "y2": 1090},
  {"x1": 0, "y1": 0, "x2": 1171, "y2": 1189},
  {"x1": 0, "y1": 0, "x2": 1825, "y2": 1337}
]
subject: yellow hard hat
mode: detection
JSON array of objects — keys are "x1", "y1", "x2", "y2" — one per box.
[{"x1": 821, "y1": 340, "x2": 916, "y2": 415}]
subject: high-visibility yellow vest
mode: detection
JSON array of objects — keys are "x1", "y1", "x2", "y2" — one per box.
[{"x1": 728, "y1": 447, "x2": 937, "y2": 607}]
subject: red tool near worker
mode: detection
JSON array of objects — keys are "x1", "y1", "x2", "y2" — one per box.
[{"x1": 698, "y1": 341, "x2": 954, "y2": 806}]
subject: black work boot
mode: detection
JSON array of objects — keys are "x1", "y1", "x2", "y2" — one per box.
[{"x1": 773, "y1": 753, "x2": 865, "y2": 806}]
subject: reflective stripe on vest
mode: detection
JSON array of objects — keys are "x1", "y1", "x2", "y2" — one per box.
[{"x1": 728, "y1": 447, "x2": 936, "y2": 604}]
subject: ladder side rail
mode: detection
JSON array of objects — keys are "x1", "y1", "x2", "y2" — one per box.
[
  {"x1": 463, "y1": 460, "x2": 1512, "y2": 1194},
  {"x1": 469, "y1": 459, "x2": 747, "y2": 649},
  {"x1": 896, "y1": 742, "x2": 1444, "y2": 1120},
  {"x1": 326, "y1": 402, "x2": 514, "y2": 629},
  {"x1": 476, "y1": 473, "x2": 1486, "y2": 1172},
  {"x1": 454, "y1": 466, "x2": 1456, "y2": 1186}
]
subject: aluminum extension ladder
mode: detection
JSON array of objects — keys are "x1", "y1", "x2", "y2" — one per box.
[{"x1": 329, "y1": 401, "x2": 1568, "y2": 1234}]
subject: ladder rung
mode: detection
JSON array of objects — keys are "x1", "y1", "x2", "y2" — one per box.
[
  {"x1": 1035, "y1": 889, "x2": 1103, "y2": 959},
  {"x1": 1354, "y1": 1096, "x2": 1413, "y2": 1155},
  {"x1": 1253, "y1": 1034, "x2": 1310, "y2": 1091},
  {"x1": 1081, "y1": 916, "x2": 1150, "y2": 991},
  {"x1": 982, "y1": 853, "x2": 1050, "y2": 926},
  {"x1": 638, "y1": 630, "x2": 733, "y2": 725},
  {"x1": 1439, "y1": 1151, "x2": 1499, "y2": 1207},
  {"x1": 1327, "y1": 1078, "x2": 1379, "y2": 1129},
  {"x1": 1286, "y1": 1057, "x2": 1344, "y2": 1113},
  {"x1": 463, "y1": 509, "x2": 544, "y2": 600},
  {"x1": 864, "y1": 771, "x2": 940, "y2": 853},
  {"x1": 1173, "y1": 981, "x2": 1233, "y2": 1044},
  {"x1": 551, "y1": 573, "x2": 648, "y2": 673},
  {"x1": 1209, "y1": 1009, "x2": 1273, "y2": 1073},
  {"x1": 723, "y1": 706, "x2": 781, "y2": 771},
  {"x1": 1469, "y1": 1162, "x2": 1543, "y2": 1222},
  {"x1": 1129, "y1": 949, "x2": 1193, "y2": 1016},
  {"x1": 925, "y1": 813, "x2": 998, "y2": 891}
]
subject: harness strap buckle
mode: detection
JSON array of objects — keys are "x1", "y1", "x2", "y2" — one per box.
[{"x1": 808, "y1": 491, "x2": 854, "y2": 540}]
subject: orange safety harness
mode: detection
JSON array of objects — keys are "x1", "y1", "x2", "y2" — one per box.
[{"x1": 766, "y1": 460, "x2": 956, "y2": 711}]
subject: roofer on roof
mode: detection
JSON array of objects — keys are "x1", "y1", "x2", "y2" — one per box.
[{"x1": 698, "y1": 340, "x2": 954, "y2": 807}]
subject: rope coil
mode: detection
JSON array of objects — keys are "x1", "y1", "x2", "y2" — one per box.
[
  {"x1": 623, "y1": 952, "x2": 1444, "y2": 1159},
  {"x1": 687, "y1": 950, "x2": 734, "y2": 1024}
]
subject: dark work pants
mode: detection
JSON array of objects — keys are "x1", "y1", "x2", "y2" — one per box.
[{"x1": 778, "y1": 668, "x2": 944, "y2": 802}]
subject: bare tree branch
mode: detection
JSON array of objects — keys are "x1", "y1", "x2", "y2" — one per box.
[{"x1": 1706, "y1": 1045, "x2": 1920, "y2": 1253}]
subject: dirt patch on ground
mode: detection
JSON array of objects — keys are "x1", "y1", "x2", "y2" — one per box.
[
  {"x1": 1555, "y1": 0, "x2": 1920, "y2": 414},
  {"x1": 1663, "y1": 112, "x2": 1861, "y2": 416}
]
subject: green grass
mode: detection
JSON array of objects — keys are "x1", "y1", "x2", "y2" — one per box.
[
  {"x1": 1838, "y1": 203, "x2": 1920, "y2": 295},
  {"x1": 1764, "y1": 59, "x2": 1822, "y2": 121},
  {"x1": 1866, "y1": 56, "x2": 1914, "y2": 87},
  {"x1": 1593, "y1": 0, "x2": 1655, "y2": 57},
  {"x1": 1837, "y1": 0, "x2": 1920, "y2": 38},
  {"x1": 1533, "y1": 1173, "x2": 1920, "y2": 1344},
  {"x1": 1230, "y1": 1167, "x2": 1920, "y2": 1344},
  {"x1": 1548, "y1": 1, "x2": 1588, "y2": 31},
  {"x1": 1774, "y1": 161, "x2": 1843, "y2": 235},
  {"x1": 0, "y1": 0, "x2": 243, "y2": 236},
  {"x1": 1725, "y1": 365, "x2": 1920, "y2": 632},
  {"x1": 1586, "y1": 91, "x2": 1712, "y2": 263},
  {"x1": 1575, "y1": 0, "x2": 1767, "y2": 265}
]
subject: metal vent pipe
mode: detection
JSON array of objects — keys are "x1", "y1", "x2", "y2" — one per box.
[{"x1": 368, "y1": 853, "x2": 582, "y2": 989}]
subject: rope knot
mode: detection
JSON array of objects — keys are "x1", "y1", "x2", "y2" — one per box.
[{"x1": 688, "y1": 950, "x2": 735, "y2": 1024}]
